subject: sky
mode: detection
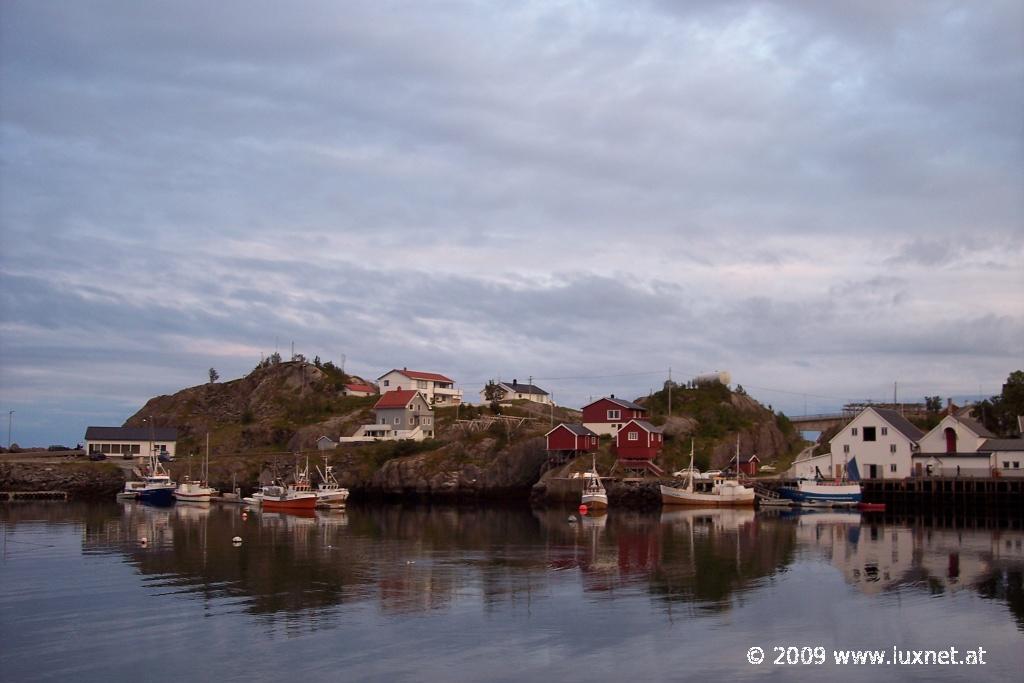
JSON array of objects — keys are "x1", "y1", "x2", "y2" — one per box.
[{"x1": 1, "y1": 1, "x2": 1022, "y2": 447}]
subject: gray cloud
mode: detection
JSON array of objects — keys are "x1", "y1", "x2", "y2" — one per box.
[{"x1": 1, "y1": 1, "x2": 1022, "y2": 445}]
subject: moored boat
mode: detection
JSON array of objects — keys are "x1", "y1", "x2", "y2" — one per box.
[
  {"x1": 314, "y1": 457, "x2": 349, "y2": 508},
  {"x1": 260, "y1": 484, "x2": 317, "y2": 511},
  {"x1": 776, "y1": 479, "x2": 862, "y2": 507},
  {"x1": 174, "y1": 438, "x2": 215, "y2": 503},
  {"x1": 660, "y1": 439, "x2": 755, "y2": 507},
  {"x1": 580, "y1": 458, "x2": 607, "y2": 511}
]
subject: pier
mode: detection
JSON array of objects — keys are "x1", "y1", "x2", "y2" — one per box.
[
  {"x1": 755, "y1": 477, "x2": 1023, "y2": 510},
  {"x1": 0, "y1": 491, "x2": 69, "y2": 501}
]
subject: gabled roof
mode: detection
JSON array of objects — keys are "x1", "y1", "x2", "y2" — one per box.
[
  {"x1": 738, "y1": 454, "x2": 760, "y2": 463},
  {"x1": 85, "y1": 426, "x2": 178, "y2": 441},
  {"x1": 981, "y1": 438, "x2": 1024, "y2": 452},
  {"x1": 378, "y1": 368, "x2": 454, "y2": 383},
  {"x1": 498, "y1": 382, "x2": 548, "y2": 396},
  {"x1": 870, "y1": 408, "x2": 925, "y2": 441},
  {"x1": 622, "y1": 419, "x2": 663, "y2": 433},
  {"x1": 345, "y1": 383, "x2": 375, "y2": 393},
  {"x1": 584, "y1": 396, "x2": 646, "y2": 412},
  {"x1": 546, "y1": 423, "x2": 597, "y2": 438},
  {"x1": 373, "y1": 389, "x2": 422, "y2": 409}
]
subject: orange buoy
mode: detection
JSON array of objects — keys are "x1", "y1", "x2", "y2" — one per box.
[{"x1": 578, "y1": 504, "x2": 588, "y2": 514}]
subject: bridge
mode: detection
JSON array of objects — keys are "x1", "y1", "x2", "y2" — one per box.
[{"x1": 788, "y1": 413, "x2": 851, "y2": 432}]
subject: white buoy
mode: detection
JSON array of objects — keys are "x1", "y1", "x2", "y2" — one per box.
[
  {"x1": 140, "y1": 537, "x2": 148, "y2": 545},
  {"x1": 232, "y1": 536, "x2": 242, "y2": 545}
]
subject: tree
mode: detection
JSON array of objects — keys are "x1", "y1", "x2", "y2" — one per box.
[
  {"x1": 483, "y1": 380, "x2": 503, "y2": 402},
  {"x1": 208, "y1": 367, "x2": 219, "y2": 384},
  {"x1": 925, "y1": 396, "x2": 943, "y2": 412},
  {"x1": 976, "y1": 370, "x2": 1024, "y2": 436}
]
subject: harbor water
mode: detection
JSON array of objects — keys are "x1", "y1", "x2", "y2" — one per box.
[{"x1": 1, "y1": 502, "x2": 1022, "y2": 682}]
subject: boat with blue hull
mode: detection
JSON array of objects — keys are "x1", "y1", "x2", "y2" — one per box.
[
  {"x1": 123, "y1": 454, "x2": 177, "y2": 505},
  {"x1": 776, "y1": 458, "x2": 862, "y2": 507}
]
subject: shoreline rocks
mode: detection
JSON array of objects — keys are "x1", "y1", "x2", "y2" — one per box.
[{"x1": 0, "y1": 462, "x2": 126, "y2": 500}]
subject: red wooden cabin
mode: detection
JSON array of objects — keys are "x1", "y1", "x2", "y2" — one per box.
[
  {"x1": 545, "y1": 423, "x2": 599, "y2": 453},
  {"x1": 614, "y1": 419, "x2": 665, "y2": 476},
  {"x1": 737, "y1": 454, "x2": 760, "y2": 476}
]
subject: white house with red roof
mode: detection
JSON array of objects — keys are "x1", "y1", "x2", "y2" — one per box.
[{"x1": 377, "y1": 368, "x2": 462, "y2": 406}]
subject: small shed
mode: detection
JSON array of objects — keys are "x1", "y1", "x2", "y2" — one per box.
[
  {"x1": 737, "y1": 454, "x2": 760, "y2": 476},
  {"x1": 316, "y1": 435, "x2": 338, "y2": 451}
]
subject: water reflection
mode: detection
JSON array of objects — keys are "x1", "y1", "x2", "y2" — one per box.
[{"x1": 1, "y1": 502, "x2": 1021, "y2": 632}]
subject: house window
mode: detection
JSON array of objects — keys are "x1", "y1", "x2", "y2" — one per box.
[
  {"x1": 591, "y1": 437, "x2": 597, "y2": 445},
  {"x1": 1014, "y1": 462, "x2": 1021, "y2": 469},
  {"x1": 628, "y1": 431, "x2": 638, "y2": 441},
  {"x1": 843, "y1": 445, "x2": 850, "y2": 454},
  {"x1": 881, "y1": 427, "x2": 888, "y2": 436},
  {"x1": 863, "y1": 427, "x2": 876, "y2": 442},
  {"x1": 852, "y1": 428, "x2": 858, "y2": 436},
  {"x1": 383, "y1": 380, "x2": 390, "y2": 387},
  {"x1": 607, "y1": 410, "x2": 621, "y2": 420},
  {"x1": 1004, "y1": 461, "x2": 1010, "y2": 468},
  {"x1": 890, "y1": 464, "x2": 897, "y2": 473},
  {"x1": 417, "y1": 380, "x2": 428, "y2": 389},
  {"x1": 890, "y1": 444, "x2": 897, "y2": 454},
  {"x1": 393, "y1": 417, "x2": 400, "y2": 425},
  {"x1": 132, "y1": 445, "x2": 140, "y2": 454}
]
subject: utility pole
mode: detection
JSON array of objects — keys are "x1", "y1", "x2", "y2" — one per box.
[
  {"x1": 7, "y1": 410, "x2": 13, "y2": 449},
  {"x1": 550, "y1": 394, "x2": 554, "y2": 426}
]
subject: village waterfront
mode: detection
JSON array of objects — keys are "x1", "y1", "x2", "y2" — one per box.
[{"x1": 1, "y1": 501, "x2": 1021, "y2": 682}]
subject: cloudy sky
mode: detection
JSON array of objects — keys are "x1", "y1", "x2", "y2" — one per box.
[{"x1": 1, "y1": 1, "x2": 1022, "y2": 447}]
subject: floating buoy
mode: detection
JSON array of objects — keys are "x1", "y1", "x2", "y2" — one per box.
[
  {"x1": 232, "y1": 536, "x2": 243, "y2": 545},
  {"x1": 140, "y1": 537, "x2": 148, "y2": 545},
  {"x1": 578, "y1": 504, "x2": 588, "y2": 514},
  {"x1": 568, "y1": 515, "x2": 577, "y2": 523}
]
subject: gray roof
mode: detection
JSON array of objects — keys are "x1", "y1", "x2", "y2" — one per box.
[
  {"x1": 627, "y1": 419, "x2": 663, "y2": 433},
  {"x1": 981, "y1": 438, "x2": 1024, "y2": 452},
  {"x1": 585, "y1": 396, "x2": 646, "y2": 411},
  {"x1": 85, "y1": 426, "x2": 178, "y2": 441},
  {"x1": 957, "y1": 417, "x2": 996, "y2": 438},
  {"x1": 873, "y1": 409, "x2": 925, "y2": 441},
  {"x1": 499, "y1": 382, "x2": 548, "y2": 396},
  {"x1": 550, "y1": 423, "x2": 598, "y2": 437}
]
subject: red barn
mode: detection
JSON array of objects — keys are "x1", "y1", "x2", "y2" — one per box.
[
  {"x1": 545, "y1": 423, "x2": 599, "y2": 454},
  {"x1": 582, "y1": 396, "x2": 649, "y2": 436},
  {"x1": 614, "y1": 420, "x2": 665, "y2": 476}
]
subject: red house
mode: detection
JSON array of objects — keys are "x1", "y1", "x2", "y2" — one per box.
[
  {"x1": 737, "y1": 454, "x2": 760, "y2": 476},
  {"x1": 545, "y1": 423, "x2": 599, "y2": 454},
  {"x1": 582, "y1": 396, "x2": 649, "y2": 436},
  {"x1": 614, "y1": 419, "x2": 665, "y2": 476}
]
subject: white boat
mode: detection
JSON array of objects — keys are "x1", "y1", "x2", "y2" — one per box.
[
  {"x1": 580, "y1": 457, "x2": 607, "y2": 511},
  {"x1": 314, "y1": 457, "x2": 349, "y2": 508},
  {"x1": 174, "y1": 436, "x2": 215, "y2": 503},
  {"x1": 660, "y1": 439, "x2": 755, "y2": 507}
]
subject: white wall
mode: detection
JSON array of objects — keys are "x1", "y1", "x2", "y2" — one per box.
[
  {"x1": 85, "y1": 439, "x2": 177, "y2": 459},
  {"x1": 918, "y1": 415, "x2": 988, "y2": 453},
  {"x1": 829, "y1": 408, "x2": 916, "y2": 480}
]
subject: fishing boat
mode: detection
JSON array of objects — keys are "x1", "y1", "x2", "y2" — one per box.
[
  {"x1": 261, "y1": 461, "x2": 317, "y2": 511},
  {"x1": 314, "y1": 456, "x2": 350, "y2": 508},
  {"x1": 776, "y1": 457, "x2": 862, "y2": 507},
  {"x1": 135, "y1": 456, "x2": 177, "y2": 505},
  {"x1": 260, "y1": 483, "x2": 317, "y2": 511},
  {"x1": 580, "y1": 457, "x2": 607, "y2": 511},
  {"x1": 174, "y1": 435, "x2": 215, "y2": 503},
  {"x1": 660, "y1": 439, "x2": 755, "y2": 507}
]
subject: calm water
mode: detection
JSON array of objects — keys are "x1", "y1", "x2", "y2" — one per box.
[{"x1": 1, "y1": 502, "x2": 1022, "y2": 682}]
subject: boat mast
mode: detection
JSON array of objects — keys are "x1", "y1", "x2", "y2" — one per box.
[{"x1": 687, "y1": 439, "x2": 695, "y2": 492}]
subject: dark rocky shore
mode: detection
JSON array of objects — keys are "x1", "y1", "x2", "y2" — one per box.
[{"x1": 0, "y1": 462, "x2": 126, "y2": 500}]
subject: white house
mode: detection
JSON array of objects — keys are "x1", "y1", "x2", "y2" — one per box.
[
  {"x1": 916, "y1": 415, "x2": 1024, "y2": 477},
  {"x1": 787, "y1": 450, "x2": 841, "y2": 480},
  {"x1": 828, "y1": 407, "x2": 924, "y2": 480},
  {"x1": 377, "y1": 368, "x2": 462, "y2": 406},
  {"x1": 84, "y1": 426, "x2": 178, "y2": 460},
  {"x1": 479, "y1": 380, "x2": 552, "y2": 406}
]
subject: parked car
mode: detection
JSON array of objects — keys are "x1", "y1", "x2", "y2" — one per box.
[
  {"x1": 700, "y1": 469, "x2": 722, "y2": 480},
  {"x1": 672, "y1": 467, "x2": 701, "y2": 479},
  {"x1": 88, "y1": 451, "x2": 107, "y2": 461},
  {"x1": 158, "y1": 452, "x2": 173, "y2": 463}
]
